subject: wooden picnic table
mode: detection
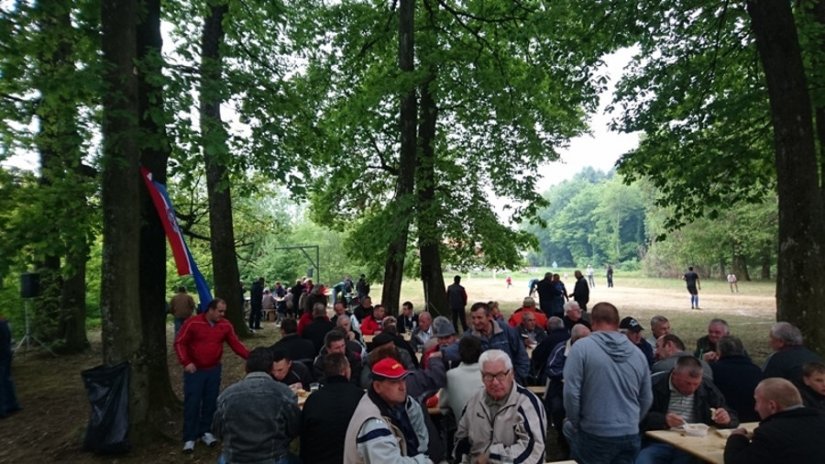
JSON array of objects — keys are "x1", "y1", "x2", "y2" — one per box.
[{"x1": 645, "y1": 422, "x2": 760, "y2": 464}]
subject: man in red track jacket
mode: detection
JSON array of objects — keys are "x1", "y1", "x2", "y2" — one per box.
[{"x1": 175, "y1": 298, "x2": 249, "y2": 453}]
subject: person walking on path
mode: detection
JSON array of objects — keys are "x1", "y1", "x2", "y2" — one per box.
[
  {"x1": 446, "y1": 275, "x2": 468, "y2": 333},
  {"x1": 175, "y1": 298, "x2": 250, "y2": 453},
  {"x1": 683, "y1": 266, "x2": 701, "y2": 309}
]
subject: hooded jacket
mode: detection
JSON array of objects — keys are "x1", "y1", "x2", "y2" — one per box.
[{"x1": 563, "y1": 330, "x2": 652, "y2": 437}]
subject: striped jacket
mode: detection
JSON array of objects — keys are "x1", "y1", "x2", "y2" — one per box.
[{"x1": 454, "y1": 383, "x2": 547, "y2": 464}]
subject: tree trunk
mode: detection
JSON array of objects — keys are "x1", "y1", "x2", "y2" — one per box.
[
  {"x1": 761, "y1": 250, "x2": 772, "y2": 280},
  {"x1": 747, "y1": 0, "x2": 825, "y2": 353},
  {"x1": 732, "y1": 254, "x2": 750, "y2": 281},
  {"x1": 812, "y1": 1, "x2": 825, "y2": 205},
  {"x1": 417, "y1": 76, "x2": 448, "y2": 317},
  {"x1": 381, "y1": 0, "x2": 417, "y2": 316},
  {"x1": 100, "y1": 0, "x2": 152, "y2": 441},
  {"x1": 200, "y1": 2, "x2": 247, "y2": 335},
  {"x1": 59, "y1": 247, "x2": 89, "y2": 353},
  {"x1": 137, "y1": 0, "x2": 179, "y2": 413}
]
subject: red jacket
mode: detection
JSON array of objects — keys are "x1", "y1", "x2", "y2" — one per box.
[
  {"x1": 360, "y1": 315, "x2": 382, "y2": 335},
  {"x1": 175, "y1": 313, "x2": 249, "y2": 369},
  {"x1": 508, "y1": 307, "x2": 548, "y2": 330},
  {"x1": 297, "y1": 311, "x2": 314, "y2": 335}
]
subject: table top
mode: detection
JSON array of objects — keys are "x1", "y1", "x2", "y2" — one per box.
[{"x1": 645, "y1": 422, "x2": 760, "y2": 464}]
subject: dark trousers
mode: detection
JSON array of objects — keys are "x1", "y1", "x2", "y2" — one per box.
[
  {"x1": 248, "y1": 306, "x2": 262, "y2": 329},
  {"x1": 451, "y1": 307, "x2": 468, "y2": 332},
  {"x1": 183, "y1": 365, "x2": 221, "y2": 441},
  {"x1": 0, "y1": 353, "x2": 21, "y2": 417}
]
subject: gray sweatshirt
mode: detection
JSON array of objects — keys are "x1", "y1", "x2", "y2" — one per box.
[{"x1": 563, "y1": 331, "x2": 652, "y2": 437}]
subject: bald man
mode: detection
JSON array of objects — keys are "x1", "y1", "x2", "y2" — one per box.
[{"x1": 724, "y1": 378, "x2": 825, "y2": 464}]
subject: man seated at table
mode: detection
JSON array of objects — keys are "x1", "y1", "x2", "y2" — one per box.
[
  {"x1": 694, "y1": 318, "x2": 730, "y2": 363},
  {"x1": 410, "y1": 311, "x2": 434, "y2": 352},
  {"x1": 798, "y1": 361, "x2": 825, "y2": 411},
  {"x1": 652, "y1": 334, "x2": 713, "y2": 381},
  {"x1": 507, "y1": 296, "x2": 548, "y2": 330},
  {"x1": 465, "y1": 302, "x2": 530, "y2": 385},
  {"x1": 620, "y1": 316, "x2": 655, "y2": 367},
  {"x1": 638, "y1": 356, "x2": 738, "y2": 464},
  {"x1": 439, "y1": 336, "x2": 484, "y2": 420},
  {"x1": 270, "y1": 318, "x2": 316, "y2": 363},
  {"x1": 710, "y1": 335, "x2": 762, "y2": 422},
  {"x1": 453, "y1": 349, "x2": 546, "y2": 464},
  {"x1": 724, "y1": 377, "x2": 825, "y2": 464},
  {"x1": 529, "y1": 316, "x2": 570, "y2": 385},
  {"x1": 213, "y1": 347, "x2": 299, "y2": 464},
  {"x1": 300, "y1": 353, "x2": 364, "y2": 464},
  {"x1": 762, "y1": 321, "x2": 823, "y2": 385},
  {"x1": 313, "y1": 329, "x2": 364, "y2": 385},
  {"x1": 343, "y1": 357, "x2": 431, "y2": 463},
  {"x1": 360, "y1": 304, "x2": 386, "y2": 336},
  {"x1": 516, "y1": 310, "x2": 547, "y2": 350},
  {"x1": 271, "y1": 349, "x2": 313, "y2": 391},
  {"x1": 562, "y1": 301, "x2": 591, "y2": 332}
]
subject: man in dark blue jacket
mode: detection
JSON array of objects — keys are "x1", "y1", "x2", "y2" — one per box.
[{"x1": 464, "y1": 302, "x2": 529, "y2": 384}]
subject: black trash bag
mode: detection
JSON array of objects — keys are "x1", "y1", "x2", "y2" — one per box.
[{"x1": 81, "y1": 361, "x2": 131, "y2": 454}]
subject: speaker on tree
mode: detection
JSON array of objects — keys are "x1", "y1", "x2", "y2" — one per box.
[{"x1": 20, "y1": 272, "x2": 41, "y2": 298}]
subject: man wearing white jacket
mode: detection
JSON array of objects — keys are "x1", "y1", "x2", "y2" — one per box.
[{"x1": 454, "y1": 349, "x2": 546, "y2": 464}]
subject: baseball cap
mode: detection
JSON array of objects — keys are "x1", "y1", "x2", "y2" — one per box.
[
  {"x1": 432, "y1": 316, "x2": 456, "y2": 338},
  {"x1": 619, "y1": 317, "x2": 644, "y2": 332},
  {"x1": 371, "y1": 357, "x2": 410, "y2": 380}
]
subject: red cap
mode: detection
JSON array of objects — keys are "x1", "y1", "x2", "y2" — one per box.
[{"x1": 371, "y1": 357, "x2": 409, "y2": 380}]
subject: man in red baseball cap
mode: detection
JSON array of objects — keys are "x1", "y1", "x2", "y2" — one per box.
[{"x1": 343, "y1": 357, "x2": 432, "y2": 464}]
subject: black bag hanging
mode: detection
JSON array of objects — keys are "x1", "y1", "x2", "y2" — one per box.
[{"x1": 81, "y1": 361, "x2": 131, "y2": 454}]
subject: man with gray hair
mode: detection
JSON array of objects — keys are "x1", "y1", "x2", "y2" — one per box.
[
  {"x1": 711, "y1": 336, "x2": 762, "y2": 422},
  {"x1": 562, "y1": 301, "x2": 591, "y2": 332},
  {"x1": 646, "y1": 315, "x2": 671, "y2": 352},
  {"x1": 763, "y1": 321, "x2": 823, "y2": 384},
  {"x1": 724, "y1": 378, "x2": 825, "y2": 464},
  {"x1": 694, "y1": 318, "x2": 730, "y2": 363},
  {"x1": 454, "y1": 349, "x2": 546, "y2": 464},
  {"x1": 530, "y1": 316, "x2": 570, "y2": 384}
]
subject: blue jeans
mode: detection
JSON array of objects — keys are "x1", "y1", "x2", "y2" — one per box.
[
  {"x1": 564, "y1": 423, "x2": 641, "y2": 464},
  {"x1": 635, "y1": 442, "x2": 695, "y2": 464},
  {"x1": 183, "y1": 365, "x2": 222, "y2": 441}
]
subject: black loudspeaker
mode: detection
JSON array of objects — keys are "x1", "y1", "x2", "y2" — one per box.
[{"x1": 20, "y1": 272, "x2": 41, "y2": 298}]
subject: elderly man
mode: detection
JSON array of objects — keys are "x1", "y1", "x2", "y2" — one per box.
[
  {"x1": 694, "y1": 318, "x2": 730, "y2": 362},
  {"x1": 562, "y1": 301, "x2": 591, "y2": 332},
  {"x1": 530, "y1": 316, "x2": 570, "y2": 384},
  {"x1": 465, "y1": 302, "x2": 530, "y2": 384},
  {"x1": 517, "y1": 311, "x2": 547, "y2": 350},
  {"x1": 175, "y1": 298, "x2": 249, "y2": 453},
  {"x1": 646, "y1": 315, "x2": 671, "y2": 352},
  {"x1": 545, "y1": 324, "x2": 591, "y2": 457},
  {"x1": 620, "y1": 317, "x2": 654, "y2": 367},
  {"x1": 421, "y1": 316, "x2": 458, "y2": 368},
  {"x1": 711, "y1": 336, "x2": 762, "y2": 422},
  {"x1": 454, "y1": 350, "x2": 546, "y2": 464},
  {"x1": 344, "y1": 357, "x2": 431, "y2": 464},
  {"x1": 724, "y1": 378, "x2": 825, "y2": 464},
  {"x1": 508, "y1": 296, "x2": 548, "y2": 330},
  {"x1": 763, "y1": 321, "x2": 823, "y2": 384},
  {"x1": 638, "y1": 356, "x2": 737, "y2": 464},
  {"x1": 333, "y1": 300, "x2": 362, "y2": 336},
  {"x1": 213, "y1": 347, "x2": 299, "y2": 464},
  {"x1": 411, "y1": 311, "x2": 434, "y2": 352},
  {"x1": 301, "y1": 353, "x2": 365, "y2": 464},
  {"x1": 563, "y1": 302, "x2": 651, "y2": 463},
  {"x1": 336, "y1": 313, "x2": 365, "y2": 345},
  {"x1": 652, "y1": 334, "x2": 713, "y2": 381}
]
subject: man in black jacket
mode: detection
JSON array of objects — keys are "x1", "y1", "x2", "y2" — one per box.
[
  {"x1": 270, "y1": 318, "x2": 316, "y2": 363},
  {"x1": 300, "y1": 353, "x2": 364, "y2": 464},
  {"x1": 725, "y1": 378, "x2": 825, "y2": 464},
  {"x1": 570, "y1": 270, "x2": 590, "y2": 312},
  {"x1": 638, "y1": 356, "x2": 737, "y2": 464},
  {"x1": 301, "y1": 303, "x2": 335, "y2": 355},
  {"x1": 446, "y1": 275, "x2": 468, "y2": 333}
]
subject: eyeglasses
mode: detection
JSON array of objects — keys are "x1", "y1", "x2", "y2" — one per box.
[{"x1": 482, "y1": 370, "x2": 510, "y2": 383}]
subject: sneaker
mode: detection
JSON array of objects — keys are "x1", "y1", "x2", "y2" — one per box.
[
  {"x1": 202, "y1": 432, "x2": 218, "y2": 447},
  {"x1": 183, "y1": 441, "x2": 195, "y2": 453}
]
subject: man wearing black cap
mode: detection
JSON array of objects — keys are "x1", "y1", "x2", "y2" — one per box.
[
  {"x1": 343, "y1": 357, "x2": 431, "y2": 464},
  {"x1": 620, "y1": 316, "x2": 655, "y2": 368}
]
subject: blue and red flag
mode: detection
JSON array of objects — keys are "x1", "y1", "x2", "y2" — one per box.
[{"x1": 141, "y1": 167, "x2": 212, "y2": 312}]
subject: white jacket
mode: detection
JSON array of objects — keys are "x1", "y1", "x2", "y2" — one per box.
[{"x1": 454, "y1": 383, "x2": 546, "y2": 463}]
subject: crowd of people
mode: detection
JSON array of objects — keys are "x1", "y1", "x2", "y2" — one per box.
[{"x1": 167, "y1": 271, "x2": 825, "y2": 464}]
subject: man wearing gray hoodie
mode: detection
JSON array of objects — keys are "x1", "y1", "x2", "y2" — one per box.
[{"x1": 563, "y1": 302, "x2": 652, "y2": 464}]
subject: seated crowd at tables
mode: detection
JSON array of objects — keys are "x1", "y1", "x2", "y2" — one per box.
[{"x1": 177, "y1": 292, "x2": 825, "y2": 464}]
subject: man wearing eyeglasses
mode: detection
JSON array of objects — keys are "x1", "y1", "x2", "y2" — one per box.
[
  {"x1": 454, "y1": 349, "x2": 546, "y2": 464},
  {"x1": 175, "y1": 298, "x2": 250, "y2": 454}
]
